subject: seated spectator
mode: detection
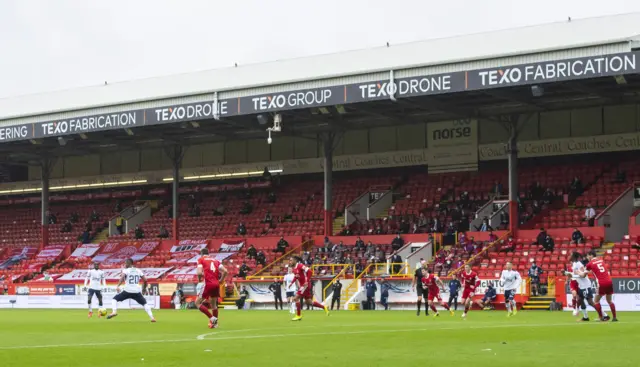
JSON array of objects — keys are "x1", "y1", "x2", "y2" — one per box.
[
  {"x1": 70, "y1": 212, "x2": 79, "y2": 223},
  {"x1": 374, "y1": 225, "x2": 383, "y2": 235},
  {"x1": 189, "y1": 204, "x2": 201, "y2": 217},
  {"x1": 263, "y1": 211, "x2": 272, "y2": 224},
  {"x1": 499, "y1": 211, "x2": 509, "y2": 229},
  {"x1": 275, "y1": 236, "x2": 288, "y2": 253},
  {"x1": 488, "y1": 231, "x2": 498, "y2": 243},
  {"x1": 78, "y1": 230, "x2": 90, "y2": 243},
  {"x1": 571, "y1": 228, "x2": 584, "y2": 244},
  {"x1": 90, "y1": 209, "x2": 100, "y2": 222},
  {"x1": 213, "y1": 205, "x2": 225, "y2": 216},
  {"x1": 475, "y1": 218, "x2": 492, "y2": 232},
  {"x1": 247, "y1": 245, "x2": 257, "y2": 259},
  {"x1": 354, "y1": 237, "x2": 365, "y2": 251},
  {"x1": 540, "y1": 235, "x2": 555, "y2": 252},
  {"x1": 429, "y1": 217, "x2": 441, "y2": 233},
  {"x1": 542, "y1": 188, "x2": 555, "y2": 204},
  {"x1": 499, "y1": 236, "x2": 516, "y2": 253},
  {"x1": 158, "y1": 225, "x2": 169, "y2": 239},
  {"x1": 584, "y1": 204, "x2": 596, "y2": 227},
  {"x1": 365, "y1": 242, "x2": 375, "y2": 258},
  {"x1": 240, "y1": 201, "x2": 253, "y2": 215},
  {"x1": 391, "y1": 234, "x2": 404, "y2": 251},
  {"x1": 256, "y1": 251, "x2": 266, "y2": 267},
  {"x1": 85, "y1": 220, "x2": 93, "y2": 232},
  {"x1": 569, "y1": 176, "x2": 583, "y2": 196},
  {"x1": 61, "y1": 220, "x2": 72, "y2": 233},
  {"x1": 534, "y1": 228, "x2": 547, "y2": 246},
  {"x1": 238, "y1": 263, "x2": 251, "y2": 278},
  {"x1": 47, "y1": 211, "x2": 57, "y2": 225},
  {"x1": 237, "y1": 222, "x2": 247, "y2": 236},
  {"x1": 340, "y1": 226, "x2": 353, "y2": 236},
  {"x1": 267, "y1": 191, "x2": 276, "y2": 203},
  {"x1": 134, "y1": 225, "x2": 145, "y2": 239},
  {"x1": 418, "y1": 213, "x2": 428, "y2": 229}
]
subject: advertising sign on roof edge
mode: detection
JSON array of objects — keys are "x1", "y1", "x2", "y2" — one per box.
[{"x1": 1, "y1": 51, "x2": 638, "y2": 143}]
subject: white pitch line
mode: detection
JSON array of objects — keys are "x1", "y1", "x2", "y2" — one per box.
[{"x1": 0, "y1": 321, "x2": 633, "y2": 351}]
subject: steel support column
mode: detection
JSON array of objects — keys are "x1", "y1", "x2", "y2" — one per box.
[
  {"x1": 322, "y1": 132, "x2": 341, "y2": 236},
  {"x1": 165, "y1": 145, "x2": 184, "y2": 241},
  {"x1": 507, "y1": 128, "x2": 519, "y2": 235},
  {"x1": 40, "y1": 158, "x2": 53, "y2": 251}
]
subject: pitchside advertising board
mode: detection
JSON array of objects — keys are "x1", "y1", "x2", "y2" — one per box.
[
  {"x1": 1, "y1": 51, "x2": 638, "y2": 142},
  {"x1": 564, "y1": 277, "x2": 640, "y2": 312}
]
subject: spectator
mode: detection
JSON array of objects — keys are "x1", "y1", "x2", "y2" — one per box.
[
  {"x1": 571, "y1": 228, "x2": 584, "y2": 245},
  {"x1": 584, "y1": 204, "x2": 596, "y2": 227},
  {"x1": 321, "y1": 238, "x2": 332, "y2": 253},
  {"x1": 354, "y1": 237, "x2": 365, "y2": 251},
  {"x1": 134, "y1": 225, "x2": 145, "y2": 239},
  {"x1": 613, "y1": 169, "x2": 626, "y2": 183},
  {"x1": 115, "y1": 215, "x2": 124, "y2": 235},
  {"x1": 475, "y1": 217, "x2": 492, "y2": 232},
  {"x1": 211, "y1": 204, "x2": 224, "y2": 216},
  {"x1": 500, "y1": 236, "x2": 516, "y2": 253},
  {"x1": 391, "y1": 234, "x2": 404, "y2": 251},
  {"x1": 3, "y1": 283, "x2": 8, "y2": 295},
  {"x1": 499, "y1": 211, "x2": 509, "y2": 229},
  {"x1": 380, "y1": 279, "x2": 390, "y2": 310},
  {"x1": 189, "y1": 204, "x2": 201, "y2": 217},
  {"x1": 488, "y1": 231, "x2": 498, "y2": 243},
  {"x1": 340, "y1": 226, "x2": 353, "y2": 236},
  {"x1": 247, "y1": 245, "x2": 257, "y2": 260},
  {"x1": 268, "y1": 280, "x2": 283, "y2": 310},
  {"x1": 540, "y1": 235, "x2": 555, "y2": 252},
  {"x1": 569, "y1": 176, "x2": 583, "y2": 196},
  {"x1": 61, "y1": 220, "x2": 72, "y2": 233},
  {"x1": 365, "y1": 242, "x2": 375, "y2": 258},
  {"x1": 418, "y1": 213, "x2": 428, "y2": 229},
  {"x1": 237, "y1": 222, "x2": 247, "y2": 236},
  {"x1": 79, "y1": 230, "x2": 90, "y2": 244},
  {"x1": 256, "y1": 251, "x2": 266, "y2": 267},
  {"x1": 542, "y1": 188, "x2": 555, "y2": 204},
  {"x1": 240, "y1": 201, "x2": 253, "y2": 215},
  {"x1": 85, "y1": 220, "x2": 92, "y2": 232},
  {"x1": 171, "y1": 285, "x2": 184, "y2": 310},
  {"x1": 492, "y1": 180, "x2": 503, "y2": 198},
  {"x1": 115, "y1": 201, "x2": 122, "y2": 212},
  {"x1": 275, "y1": 236, "x2": 289, "y2": 253},
  {"x1": 528, "y1": 261, "x2": 543, "y2": 296},
  {"x1": 448, "y1": 274, "x2": 461, "y2": 310},
  {"x1": 70, "y1": 212, "x2": 79, "y2": 223},
  {"x1": 236, "y1": 286, "x2": 249, "y2": 309},
  {"x1": 534, "y1": 228, "x2": 547, "y2": 247},
  {"x1": 47, "y1": 211, "x2": 57, "y2": 225},
  {"x1": 365, "y1": 278, "x2": 377, "y2": 310},
  {"x1": 158, "y1": 225, "x2": 169, "y2": 239},
  {"x1": 475, "y1": 284, "x2": 497, "y2": 310},
  {"x1": 390, "y1": 253, "x2": 402, "y2": 275},
  {"x1": 238, "y1": 263, "x2": 251, "y2": 278},
  {"x1": 267, "y1": 191, "x2": 276, "y2": 203},
  {"x1": 263, "y1": 211, "x2": 272, "y2": 224},
  {"x1": 90, "y1": 210, "x2": 100, "y2": 223},
  {"x1": 430, "y1": 217, "x2": 441, "y2": 233},
  {"x1": 330, "y1": 279, "x2": 342, "y2": 311}
]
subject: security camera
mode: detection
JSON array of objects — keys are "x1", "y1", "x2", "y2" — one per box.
[
  {"x1": 267, "y1": 136, "x2": 273, "y2": 145},
  {"x1": 272, "y1": 114, "x2": 282, "y2": 132}
]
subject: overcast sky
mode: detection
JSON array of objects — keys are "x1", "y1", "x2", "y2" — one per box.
[{"x1": 1, "y1": 0, "x2": 639, "y2": 99}]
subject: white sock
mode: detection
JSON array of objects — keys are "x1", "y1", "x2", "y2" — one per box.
[
  {"x1": 511, "y1": 301, "x2": 516, "y2": 311},
  {"x1": 582, "y1": 308, "x2": 588, "y2": 318},
  {"x1": 111, "y1": 299, "x2": 118, "y2": 314},
  {"x1": 505, "y1": 302, "x2": 511, "y2": 312},
  {"x1": 88, "y1": 304, "x2": 92, "y2": 312},
  {"x1": 144, "y1": 304, "x2": 154, "y2": 319},
  {"x1": 210, "y1": 316, "x2": 217, "y2": 322}
]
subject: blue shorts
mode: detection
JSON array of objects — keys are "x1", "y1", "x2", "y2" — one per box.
[
  {"x1": 504, "y1": 289, "x2": 515, "y2": 301},
  {"x1": 286, "y1": 291, "x2": 295, "y2": 298},
  {"x1": 579, "y1": 288, "x2": 594, "y2": 301}
]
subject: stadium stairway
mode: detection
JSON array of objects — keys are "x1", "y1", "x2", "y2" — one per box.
[
  {"x1": 594, "y1": 242, "x2": 616, "y2": 257},
  {"x1": 92, "y1": 228, "x2": 109, "y2": 243},
  {"x1": 522, "y1": 296, "x2": 555, "y2": 310},
  {"x1": 332, "y1": 216, "x2": 345, "y2": 235}
]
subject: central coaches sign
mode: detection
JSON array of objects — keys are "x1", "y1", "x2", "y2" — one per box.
[{"x1": 1, "y1": 51, "x2": 638, "y2": 142}]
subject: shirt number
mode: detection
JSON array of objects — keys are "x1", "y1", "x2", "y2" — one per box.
[
  {"x1": 210, "y1": 262, "x2": 218, "y2": 272},
  {"x1": 597, "y1": 263, "x2": 605, "y2": 273},
  {"x1": 128, "y1": 275, "x2": 140, "y2": 285}
]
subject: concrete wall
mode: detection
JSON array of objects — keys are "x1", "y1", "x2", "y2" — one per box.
[{"x1": 26, "y1": 104, "x2": 640, "y2": 180}]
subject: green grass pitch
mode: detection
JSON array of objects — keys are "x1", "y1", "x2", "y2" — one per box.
[{"x1": 0, "y1": 309, "x2": 637, "y2": 367}]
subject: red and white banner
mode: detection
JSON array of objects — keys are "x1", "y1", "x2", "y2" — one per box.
[
  {"x1": 213, "y1": 252, "x2": 235, "y2": 262},
  {"x1": 168, "y1": 240, "x2": 208, "y2": 264},
  {"x1": 69, "y1": 243, "x2": 101, "y2": 259},
  {"x1": 93, "y1": 241, "x2": 159, "y2": 264},
  {"x1": 32, "y1": 273, "x2": 62, "y2": 282},
  {"x1": 58, "y1": 267, "x2": 172, "y2": 282},
  {"x1": 35, "y1": 245, "x2": 67, "y2": 261},
  {"x1": 164, "y1": 267, "x2": 197, "y2": 282},
  {"x1": 219, "y1": 240, "x2": 244, "y2": 252}
]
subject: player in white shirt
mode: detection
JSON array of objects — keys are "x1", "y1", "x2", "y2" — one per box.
[
  {"x1": 107, "y1": 258, "x2": 156, "y2": 322},
  {"x1": 84, "y1": 262, "x2": 106, "y2": 318},
  {"x1": 566, "y1": 252, "x2": 607, "y2": 322},
  {"x1": 283, "y1": 267, "x2": 298, "y2": 314},
  {"x1": 500, "y1": 262, "x2": 522, "y2": 317}
]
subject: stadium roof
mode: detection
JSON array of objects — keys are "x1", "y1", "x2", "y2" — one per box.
[{"x1": 1, "y1": 12, "x2": 640, "y2": 123}]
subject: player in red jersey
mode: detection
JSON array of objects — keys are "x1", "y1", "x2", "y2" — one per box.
[
  {"x1": 459, "y1": 264, "x2": 480, "y2": 318},
  {"x1": 289, "y1": 256, "x2": 329, "y2": 321},
  {"x1": 421, "y1": 269, "x2": 454, "y2": 317},
  {"x1": 196, "y1": 248, "x2": 228, "y2": 329},
  {"x1": 581, "y1": 250, "x2": 617, "y2": 322}
]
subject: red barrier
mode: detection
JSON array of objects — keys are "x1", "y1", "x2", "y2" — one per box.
[{"x1": 313, "y1": 231, "x2": 507, "y2": 246}]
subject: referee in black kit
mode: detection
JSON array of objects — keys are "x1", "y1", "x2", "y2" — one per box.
[{"x1": 411, "y1": 261, "x2": 429, "y2": 316}]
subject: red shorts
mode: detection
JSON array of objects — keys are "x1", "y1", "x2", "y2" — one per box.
[
  {"x1": 570, "y1": 280, "x2": 579, "y2": 292},
  {"x1": 199, "y1": 282, "x2": 220, "y2": 299},
  {"x1": 598, "y1": 283, "x2": 614, "y2": 296},
  {"x1": 428, "y1": 289, "x2": 442, "y2": 302},
  {"x1": 296, "y1": 285, "x2": 312, "y2": 299},
  {"x1": 462, "y1": 288, "x2": 475, "y2": 300}
]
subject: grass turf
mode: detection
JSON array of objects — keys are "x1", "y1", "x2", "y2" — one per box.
[{"x1": 0, "y1": 309, "x2": 638, "y2": 367}]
